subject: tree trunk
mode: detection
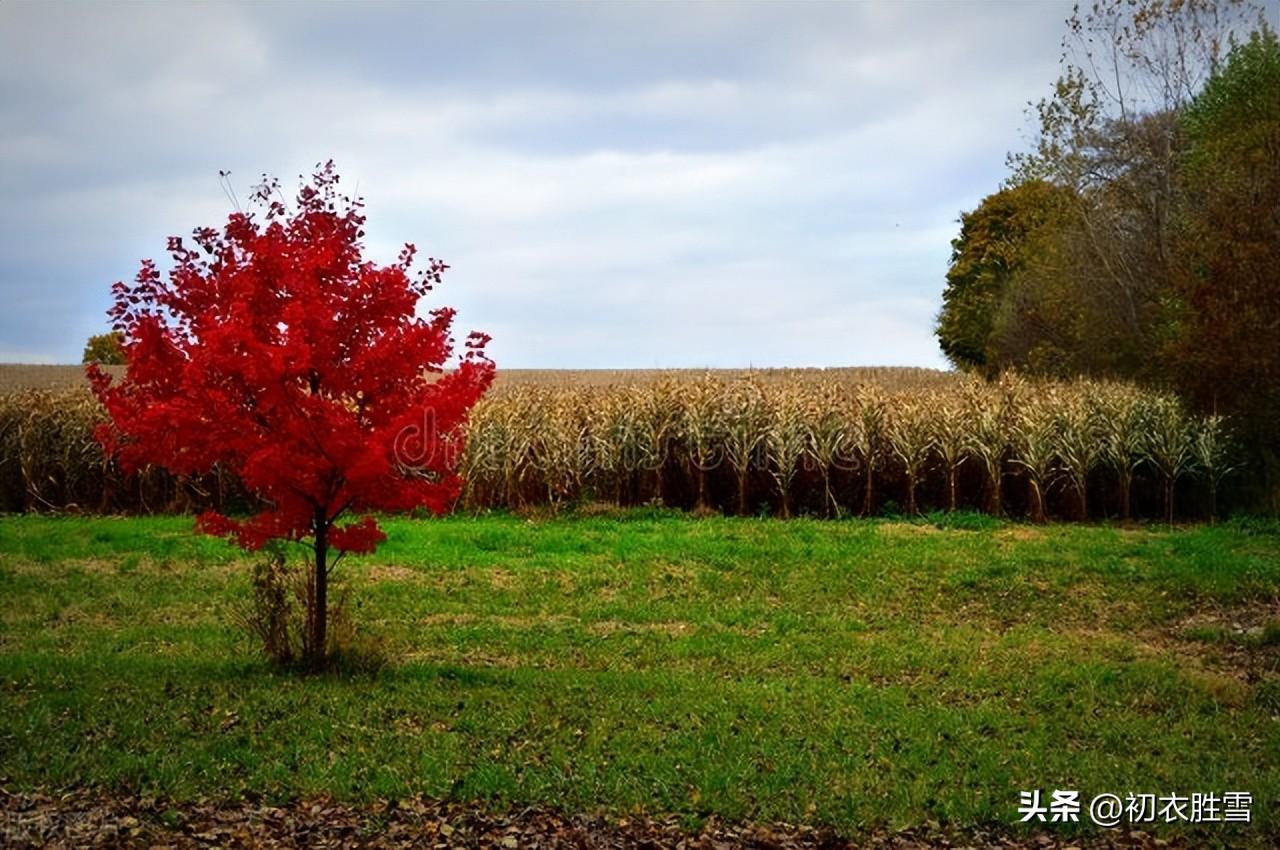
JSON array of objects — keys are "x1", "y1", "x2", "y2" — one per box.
[
  {"x1": 1164, "y1": 477, "x2": 1176, "y2": 525},
  {"x1": 737, "y1": 473, "x2": 748, "y2": 516},
  {"x1": 308, "y1": 512, "x2": 329, "y2": 668},
  {"x1": 904, "y1": 469, "x2": 917, "y2": 516},
  {"x1": 214, "y1": 465, "x2": 225, "y2": 513},
  {"x1": 97, "y1": 463, "x2": 113, "y2": 514},
  {"x1": 168, "y1": 474, "x2": 191, "y2": 514},
  {"x1": 947, "y1": 467, "x2": 958, "y2": 513}
]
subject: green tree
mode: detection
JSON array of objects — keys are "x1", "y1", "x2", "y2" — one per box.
[
  {"x1": 1173, "y1": 29, "x2": 1280, "y2": 507},
  {"x1": 82, "y1": 331, "x2": 125, "y2": 365},
  {"x1": 936, "y1": 180, "x2": 1070, "y2": 374},
  {"x1": 991, "y1": 1, "x2": 1267, "y2": 384}
]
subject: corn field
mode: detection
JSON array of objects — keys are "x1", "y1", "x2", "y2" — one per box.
[
  {"x1": 0, "y1": 390, "x2": 249, "y2": 515},
  {"x1": 0, "y1": 372, "x2": 1234, "y2": 521}
]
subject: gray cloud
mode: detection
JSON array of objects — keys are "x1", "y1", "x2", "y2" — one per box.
[{"x1": 1, "y1": 0, "x2": 1097, "y2": 367}]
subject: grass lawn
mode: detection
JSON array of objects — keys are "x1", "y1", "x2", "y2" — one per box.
[{"x1": 1, "y1": 511, "x2": 1277, "y2": 845}]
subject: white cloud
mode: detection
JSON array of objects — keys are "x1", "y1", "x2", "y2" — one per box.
[{"x1": 0, "y1": 0, "x2": 1100, "y2": 368}]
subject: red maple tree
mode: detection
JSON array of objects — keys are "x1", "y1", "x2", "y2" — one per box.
[{"x1": 89, "y1": 161, "x2": 493, "y2": 666}]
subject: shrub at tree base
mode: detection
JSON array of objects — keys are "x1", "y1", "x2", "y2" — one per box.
[
  {"x1": 87, "y1": 162, "x2": 494, "y2": 668},
  {"x1": 233, "y1": 544, "x2": 384, "y2": 672}
]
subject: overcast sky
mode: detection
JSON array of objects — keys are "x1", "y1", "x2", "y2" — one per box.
[{"x1": 1, "y1": 1, "x2": 1092, "y2": 368}]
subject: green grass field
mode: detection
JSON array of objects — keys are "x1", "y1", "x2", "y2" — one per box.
[{"x1": 1, "y1": 511, "x2": 1277, "y2": 844}]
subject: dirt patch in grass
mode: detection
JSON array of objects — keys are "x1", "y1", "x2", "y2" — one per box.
[
  {"x1": 1166, "y1": 601, "x2": 1280, "y2": 682},
  {"x1": 46, "y1": 605, "x2": 118, "y2": 629},
  {"x1": 418, "y1": 613, "x2": 573, "y2": 629},
  {"x1": 6, "y1": 557, "x2": 243, "y2": 581},
  {"x1": 363, "y1": 564, "x2": 424, "y2": 583},
  {"x1": 487, "y1": 568, "x2": 518, "y2": 590},
  {"x1": 644, "y1": 562, "x2": 699, "y2": 598},
  {"x1": 877, "y1": 523, "x2": 943, "y2": 539},
  {"x1": 1177, "y1": 600, "x2": 1280, "y2": 637},
  {"x1": 5, "y1": 558, "x2": 120, "y2": 577},
  {"x1": 585, "y1": 619, "x2": 694, "y2": 637},
  {"x1": 572, "y1": 500, "x2": 631, "y2": 518},
  {"x1": 72, "y1": 558, "x2": 127, "y2": 575},
  {"x1": 0, "y1": 790, "x2": 1209, "y2": 849},
  {"x1": 996, "y1": 526, "x2": 1047, "y2": 543},
  {"x1": 400, "y1": 648, "x2": 527, "y2": 668},
  {"x1": 1181, "y1": 668, "x2": 1252, "y2": 707},
  {"x1": 1017, "y1": 622, "x2": 1274, "y2": 699}
]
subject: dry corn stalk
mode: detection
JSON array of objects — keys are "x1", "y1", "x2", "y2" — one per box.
[
  {"x1": 1192, "y1": 414, "x2": 1233, "y2": 521},
  {"x1": 1012, "y1": 388, "x2": 1058, "y2": 523},
  {"x1": 1145, "y1": 394, "x2": 1195, "y2": 524},
  {"x1": 1053, "y1": 383, "x2": 1105, "y2": 520},
  {"x1": 849, "y1": 386, "x2": 885, "y2": 516},
  {"x1": 961, "y1": 378, "x2": 1014, "y2": 516},
  {"x1": 676, "y1": 375, "x2": 725, "y2": 510},
  {"x1": 1097, "y1": 383, "x2": 1148, "y2": 521},
  {"x1": 764, "y1": 384, "x2": 809, "y2": 518},
  {"x1": 929, "y1": 389, "x2": 969, "y2": 512},
  {"x1": 805, "y1": 381, "x2": 856, "y2": 517},
  {"x1": 721, "y1": 378, "x2": 767, "y2": 515},
  {"x1": 885, "y1": 393, "x2": 934, "y2": 516}
]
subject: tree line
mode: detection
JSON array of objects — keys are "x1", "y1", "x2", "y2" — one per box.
[{"x1": 936, "y1": 0, "x2": 1279, "y2": 511}]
